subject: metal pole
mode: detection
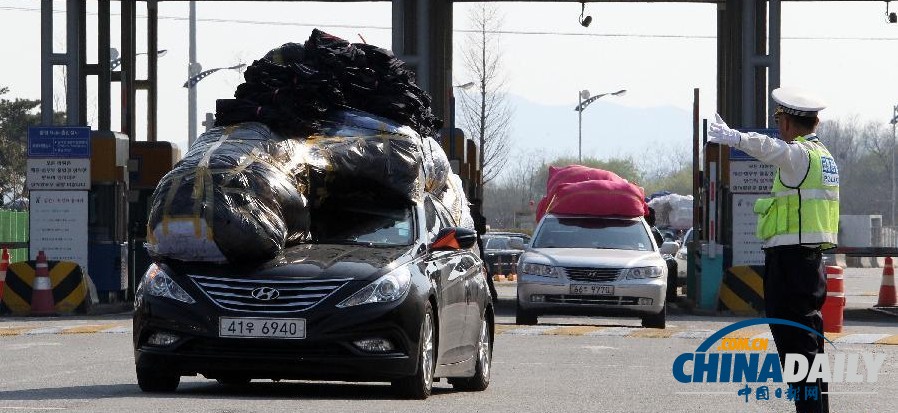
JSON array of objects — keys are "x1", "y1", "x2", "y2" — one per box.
[
  {"x1": 892, "y1": 104, "x2": 897, "y2": 227},
  {"x1": 578, "y1": 92, "x2": 583, "y2": 163},
  {"x1": 188, "y1": 0, "x2": 197, "y2": 147}
]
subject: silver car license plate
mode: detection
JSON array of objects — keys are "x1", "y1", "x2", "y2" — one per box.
[
  {"x1": 570, "y1": 284, "x2": 614, "y2": 295},
  {"x1": 219, "y1": 317, "x2": 306, "y2": 339}
]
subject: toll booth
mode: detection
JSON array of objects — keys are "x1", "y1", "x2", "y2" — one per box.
[
  {"x1": 89, "y1": 131, "x2": 130, "y2": 302},
  {"x1": 128, "y1": 142, "x2": 181, "y2": 298}
]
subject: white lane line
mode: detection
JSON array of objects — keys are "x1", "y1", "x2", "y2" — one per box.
[
  {"x1": 0, "y1": 407, "x2": 66, "y2": 410},
  {"x1": 834, "y1": 334, "x2": 892, "y2": 344},
  {"x1": 23, "y1": 328, "x2": 63, "y2": 335},
  {"x1": 585, "y1": 327, "x2": 636, "y2": 337},
  {"x1": 505, "y1": 326, "x2": 556, "y2": 335},
  {"x1": 100, "y1": 326, "x2": 132, "y2": 334},
  {"x1": 672, "y1": 330, "x2": 716, "y2": 339}
]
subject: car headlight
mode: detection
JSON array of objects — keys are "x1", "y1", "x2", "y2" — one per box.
[
  {"x1": 624, "y1": 266, "x2": 665, "y2": 279},
  {"x1": 520, "y1": 263, "x2": 562, "y2": 278},
  {"x1": 337, "y1": 267, "x2": 412, "y2": 308},
  {"x1": 135, "y1": 264, "x2": 195, "y2": 305}
]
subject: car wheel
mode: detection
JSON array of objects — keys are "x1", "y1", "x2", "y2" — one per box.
[
  {"x1": 215, "y1": 376, "x2": 251, "y2": 386},
  {"x1": 665, "y1": 259, "x2": 678, "y2": 303},
  {"x1": 515, "y1": 301, "x2": 537, "y2": 325},
  {"x1": 449, "y1": 315, "x2": 492, "y2": 391},
  {"x1": 136, "y1": 367, "x2": 180, "y2": 393},
  {"x1": 641, "y1": 306, "x2": 666, "y2": 329},
  {"x1": 392, "y1": 301, "x2": 436, "y2": 400}
]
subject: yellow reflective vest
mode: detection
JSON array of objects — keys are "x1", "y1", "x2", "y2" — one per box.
[{"x1": 753, "y1": 136, "x2": 839, "y2": 249}]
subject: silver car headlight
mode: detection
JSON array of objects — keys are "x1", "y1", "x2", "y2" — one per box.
[
  {"x1": 624, "y1": 266, "x2": 665, "y2": 279},
  {"x1": 520, "y1": 263, "x2": 563, "y2": 278},
  {"x1": 337, "y1": 267, "x2": 412, "y2": 307},
  {"x1": 135, "y1": 264, "x2": 195, "y2": 305}
]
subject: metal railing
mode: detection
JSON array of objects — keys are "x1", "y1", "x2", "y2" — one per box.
[{"x1": 877, "y1": 226, "x2": 898, "y2": 248}]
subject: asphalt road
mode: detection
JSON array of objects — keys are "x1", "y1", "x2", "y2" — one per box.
[{"x1": 0, "y1": 267, "x2": 895, "y2": 412}]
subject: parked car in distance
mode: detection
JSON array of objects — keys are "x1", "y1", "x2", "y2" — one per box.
[
  {"x1": 133, "y1": 194, "x2": 494, "y2": 399},
  {"x1": 516, "y1": 214, "x2": 676, "y2": 329},
  {"x1": 482, "y1": 232, "x2": 530, "y2": 277},
  {"x1": 674, "y1": 227, "x2": 694, "y2": 282}
]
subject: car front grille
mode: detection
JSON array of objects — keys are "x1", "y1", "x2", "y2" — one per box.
[
  {"x1": 189, "y1": 274, "x2": 351, "y2": 312},
  {"x1": 181, "y1": 337, "x2": 353, "y2": 358},
  {"x1": 563, "y1": 267, "x2": 622, "y2": 282},
  {"x1": 544, "y1": 295, "x2": 640, "y2": 305}
]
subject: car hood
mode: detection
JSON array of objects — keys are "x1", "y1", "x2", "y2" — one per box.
[
  {"x1": 520, "y1": 248, "x2": 664, "y2": 268},
  {"x1": 164, "y1": 243, "x2": 415, "y2": 281}
]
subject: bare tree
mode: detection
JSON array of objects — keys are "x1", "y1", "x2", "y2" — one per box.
[{"x1": 458, "y1": 4, "x2": 513, "y2": 185}]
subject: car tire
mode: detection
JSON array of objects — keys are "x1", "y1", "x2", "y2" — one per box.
[
  {"x1": 449, "y1": 315, "x2": 492, "y2": 391},
  {"x1": 136, "y1": 367, "x2": 180, "y2": 393},
  {"x1": 392, "y1": 301, "x2": 436, "y2": 400},
  {"x1": 665, "y1": 259, "x2": 678, "y2": 303},
  {"x1": 641, "y1": 306, "x2": 666, "y2": 329},
  {"x1": 515, "y1": 301, "x2": 537, "y2": 325}
]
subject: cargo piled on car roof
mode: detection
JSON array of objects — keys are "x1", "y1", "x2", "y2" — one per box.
[
  {"x1": 535, "y1": 165, "x2": 648, "y2": 222},
  {"x1": 146, "y1": 30, "x2": 473, "y2": 264}
]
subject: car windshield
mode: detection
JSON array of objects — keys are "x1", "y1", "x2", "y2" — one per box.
[
  {"x1": 531, "y1": 216, "x2": 653, "y2": 251},
  {"x1": 485, "y1": 236, "x2": 526, "y2": 250},
  {"x1": 311, "y1": 204, "x2": 414, "y2": 246}
]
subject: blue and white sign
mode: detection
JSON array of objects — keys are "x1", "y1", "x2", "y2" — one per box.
[{"x1": 28, "y1": 126, "x2": 91, "y2": 158}]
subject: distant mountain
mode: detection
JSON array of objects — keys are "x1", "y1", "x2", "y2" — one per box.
[{"x1": 501, "y1": 94, "x2": 694, "y2": 160}]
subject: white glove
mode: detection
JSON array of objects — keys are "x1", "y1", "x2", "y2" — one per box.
[{"x1": 708, "y1": 114, "x2": 742, "y2": 146}]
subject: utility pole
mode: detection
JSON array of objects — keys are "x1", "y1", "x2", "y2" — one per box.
[
  {"x1": 188, "y1": 0, "x2": 198, "y2": 147},
  {"x1": 892, "y1": 105, "x2": 897, "y2": 227}
]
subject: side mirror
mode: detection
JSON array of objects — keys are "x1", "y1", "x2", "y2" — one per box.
[
  {"x1": 659, "y1": 241, "x2": 679, "y2": 256},
  {"x1": 431, "y1": 227, "x2": 478, "y2": 250}
]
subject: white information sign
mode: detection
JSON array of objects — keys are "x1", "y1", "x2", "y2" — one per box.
[
  {"x1": 29, "y1": 191, "x2": 89, "y2": 274},
  {"x1": 732, "y1": 194, "x2": 766, "y2": 266},
  {"x1": 729, "y1": 161, "x2": 776, "y2": 194},
  {"x1": 26, "y1": 158, "x2": 91, "y2": 190}
]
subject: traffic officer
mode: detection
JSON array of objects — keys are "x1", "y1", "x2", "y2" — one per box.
[{"x1": 708, "y1": 87, "x2": 838, "y2": 413}]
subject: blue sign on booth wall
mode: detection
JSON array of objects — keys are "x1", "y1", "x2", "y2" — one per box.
[
  {"x1": 729, "y1": 128, "x2": 780, "y2": 161},
  {"x1": 28, "y1": 126, "x2": 91, "y2": 158}
]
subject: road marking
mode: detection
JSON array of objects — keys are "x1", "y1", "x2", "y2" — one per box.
[
  {"x1": 100, "y1": 326, "x2": 131, "y2": 334},
  {"x1": 24, "y1": 327, "x2": 63, "y2": 335},
  {"x1": 505, "y1": 326, "x2": 556, "y2": 335},
  {"x1": 585, "y1": 327, "x2": 636, "y2": 337},
  {"x1": 0, "y1": 407, "x2": 66, "y2": 410},
  {"x1": 548, "y1": 326, "x2": 603, "y2": 335},
  {"x1": 671, "y1": 329, "x2": 715, "y2": 339},
  {"x1": 61, "y1": 324, "x2": 120, "y2": 334},
  {"x1": 834, "y1": 333, "x2": 892, "y2": 344}
]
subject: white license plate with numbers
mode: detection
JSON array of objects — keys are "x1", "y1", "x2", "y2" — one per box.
[
  {"x1": 570, "y1": 284, "x2": 614, "y2": 295},
  {"x1": 219, "y1": 317, "x2": 306, "y2": 339}
]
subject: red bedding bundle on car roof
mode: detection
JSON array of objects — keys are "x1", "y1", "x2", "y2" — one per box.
[{"x1": 536, "y1": 165, "x2": 648, "y2": 222}]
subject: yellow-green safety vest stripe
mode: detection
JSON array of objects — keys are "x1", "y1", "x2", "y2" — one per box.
[{"x1": 754, "y1": 136, "x2": 839, "y2": 248}]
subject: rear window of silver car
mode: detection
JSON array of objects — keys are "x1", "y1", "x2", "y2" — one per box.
[{"x1": 532, "y1": 216, "x2": 652, "y2": 251}]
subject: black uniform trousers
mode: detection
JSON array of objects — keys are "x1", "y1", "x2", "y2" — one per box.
[{"x1": 764, "y1": 245, "x2": 829, "y2": 413}]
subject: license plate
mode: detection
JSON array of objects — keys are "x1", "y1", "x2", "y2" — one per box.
[
  {"x1": 219, "y1": 317, "x2": 306, "y2": 339},
  {"x1": 570, "y1": 284, "x2": 614, "y2": 295}
]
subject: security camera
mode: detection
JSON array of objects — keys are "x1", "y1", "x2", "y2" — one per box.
[
  {"x1": 890, "y1": 12, "x2": 897, "y2": 23},
  {"x1": 581, "y1": 15, "x2": 593, "y2": 27}
]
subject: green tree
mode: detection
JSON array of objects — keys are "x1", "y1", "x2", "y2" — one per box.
[{"x1": 0, "y1": 87, "x2": 41, "y2": 205}]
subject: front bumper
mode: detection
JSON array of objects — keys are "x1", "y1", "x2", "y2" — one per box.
[
  {"x1": 517, "y1": 275, "x2": 665, "y2": 316},
  {"x1": 133, "y1": 291, "x2": 422, "y2": 381}
]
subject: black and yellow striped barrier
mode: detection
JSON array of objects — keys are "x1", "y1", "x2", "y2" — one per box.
[
  {"x1": 718, "y1": 265, "x2": 765, "y2": 316},
  {"x1": 0, "y1": 260, "x2": 90, "y2": 315}
]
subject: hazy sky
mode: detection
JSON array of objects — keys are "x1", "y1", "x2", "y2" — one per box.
[{"x1": 2, "y1": 1, "x2": 897, "y2": 159}]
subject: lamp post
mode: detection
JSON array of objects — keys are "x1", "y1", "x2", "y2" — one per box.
[
  {"x1": 891, "y1": 105, "x2": 898, "y2": 225},
  {"x1": 574, "y1": 88, "x2": 627, "y2": 163},
  {"x1": 182, "y1": 62, "x2": 246, "y2": 146},
  {"x1": 110, "y1": 49, "x2": 167, "y2": 71},
  {"x1": 449, "y1": 82, "x2": 476, "y2": 173}
]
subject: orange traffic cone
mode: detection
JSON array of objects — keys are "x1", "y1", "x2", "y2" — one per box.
[
  {"x1": 0, "y1": 247, "x2": 9, "y2": 302},
  {"x1": 30, "y1": 251, "x2": 56, "y2": 316},
  {"x1": 875, "y1": 257, "x2": 897, "y2": 307}
]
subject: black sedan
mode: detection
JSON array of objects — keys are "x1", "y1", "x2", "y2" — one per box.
[{"x1": 133, "y1": 195, "x2": 494, "y2": 399}]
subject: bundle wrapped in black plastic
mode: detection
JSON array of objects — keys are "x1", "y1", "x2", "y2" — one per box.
[
  {"x1": 215, "y1": 29, "x2": 442, "y2": 139},
  {"x1": 146, "y1": 123, "x2": 310, "y2": 264}
]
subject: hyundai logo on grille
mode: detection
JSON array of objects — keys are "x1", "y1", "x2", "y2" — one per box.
[{"x1": 251, "y1": 287, "x2": 280, "y2": 301}]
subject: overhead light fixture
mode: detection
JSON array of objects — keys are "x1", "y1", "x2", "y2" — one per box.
[{"x1": 579, "y1": 2, "x2": 593, "y2": 28}]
